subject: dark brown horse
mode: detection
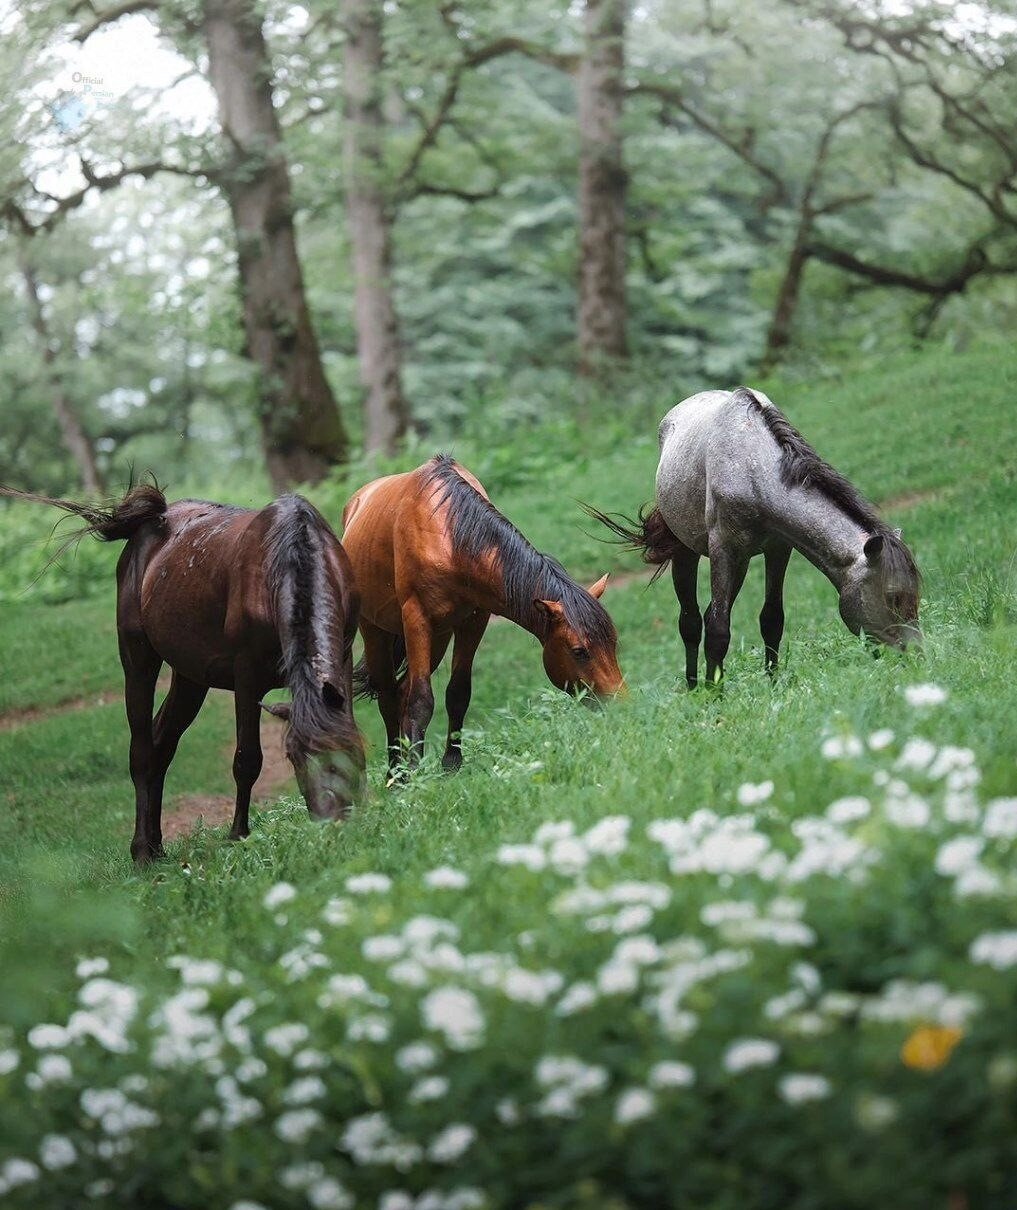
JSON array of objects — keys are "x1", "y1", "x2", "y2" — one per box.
[
  {"x1": 1, "y1": 483, "x2": 365, "y2": 863},
  {"x1": 341, "y1": 454, "x2": 624, "y2": 774}
]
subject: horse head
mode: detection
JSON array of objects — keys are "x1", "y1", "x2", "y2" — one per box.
[
  {"x1": 535, "y1": 574, "x2": 626, "y2": 700},
  {"x1": 838, "y1": 531, "x2": 922, "y2": 650}
]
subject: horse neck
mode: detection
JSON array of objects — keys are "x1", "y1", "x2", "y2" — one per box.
[
  {"x1": 453, "y1": 547, "x2": 549, "y2": 640},
  {"x1": 768, "y1": 486, "x2": 869, "y2": 591}
]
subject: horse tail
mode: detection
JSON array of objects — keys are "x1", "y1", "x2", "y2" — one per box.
[
  {"x1": 581, "y1": 502, "x2": 683, "y2": 581},
  {"x1": 352, "y1": 634, "x2": 408, "y2": 700},
  {"x1": 0, "y1": 479, "x2": 167, "y2": 544}
]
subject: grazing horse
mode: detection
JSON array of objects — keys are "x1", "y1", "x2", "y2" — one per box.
[
  {"x1": 589, "y1": 386, "x2": 921, "y2": 686},
  {"x1": 341, "y1": 454, "x2": 624, "y2": 772},
  {"x1": 0, "y1": 483, "x2": 365, "y2": 863}
]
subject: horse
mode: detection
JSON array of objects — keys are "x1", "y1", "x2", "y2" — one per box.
[
  {"x1": 588, "y1": 386, "x2": 921, "y2": 687},
  {"x1": 0, "y1": 483, "x2": 365, "y2": 863},
  {"x1": 341, "y1": 453, "x2": 624, "y2": 773}
]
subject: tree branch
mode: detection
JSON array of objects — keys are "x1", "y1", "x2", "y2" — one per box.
[
  {"x1": 73, "y1": 0, "x2": 160, "y2": 42},
  {"x1": 807, "y1": 240, "x2": 997, "y2": 297}
]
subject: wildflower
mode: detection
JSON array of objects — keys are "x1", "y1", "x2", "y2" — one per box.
[
  {"x1": 322, "y1": 897, "x2": 354, "y2": 926},
  {"x1": 264, "y1": 1023, "x2": 310, "y2": 1056},
  {"x1": 421, "y1": 987, "x2": 485, "y2": 1049},
  {"x1": 970, "y1": 931, "x2": 1017, "y2": 970},
  {"x1": 76, "y1": 957, "x2": 110, "y2": 979},
  {"x1": 27, "y1": 1024, "x2": 69, "y2": 1050},
  {"x1": 283, "y1": 1076, "x2": 327, "y2": 1105},
  {"x1": 984, "y1": 798, "x2": 1017, "y2": 839},
  {"x1": 495, "y1": 844, "x2": 546, "y2": 870},
  {"x1": 723, "y1": 1039, "x2": 779, "y2": 1073},
  {"x1": 346, "y1": 873, "x2": 393, "y2": 895},
  {"x1": 429, "y1": 1123, "x2": 477, "y2": 1163},
  {"x1": 779, "y1": 1073, "x2": 831, "y2": 1103},
  {"x1": 262, "y1": 882, "x2": 297, "y2": 910},
  {"x1": 901, "y1": 1026, "x2": 963, "y2": 1071},
  {"x1": 855, "y1": 1093, "x2": 898, "y2": 1130},
  {"x1": 348, "y1": 1014, "x2": 392, "y2": 1043},
  {"x1": 868, "y1": 728, "x2": 894, "y2": 750},
  {"x1": 26, "y1": 1053, "x2": 73, "y2": 1089},
  {"x1": 1, "y1": 1159, "x2": 40, "y2": 1189},
  {"x1": 0, "y1": 1049, "x2": 18, "y2": 1074},
  {"x1": 736, "y1": 780, "x2": 774, "y2": 806},
  {"x1": 896, "y1": 738, "x2": 937, "y2": 771},
  {"x1": 612, "y1": 904, "x2": 654, "y2": 934},
  {"x1": 396, "y1": 1041, "x2": 439, "y2": 1072},
  {"x1": 379, "y1": 1194, "x2": 415, "y2": 1210},
  {"x1": 409, "y1": 1075, "x2": 449, "y2": 1103},
  {"x1": 615, "y1": 1087, "x2": 656, "y2": 1124},
  {"x1": 496, "y1": 1098, "x2": 520, "y2": 1125},
  {"x1": 826, "y1": 796, "x2": 871, "y2": 825},
  {"x1": 535, "y1": 820, "x2": 575, "y2": 844},
  {"x1": 556, "y1": 982, "x2": 598, "y2": 1016},
  {"x1": 274, "y1": 1108, "x2": 322, "y2": 1143},
  {"x1": 597, "y1": 961, "x2": 639, "y2": 995},
  {"x1": 363, "y1": 935, "x2": 404, "y2": 962},
  {"x1": 547, "y1": 836, "x2": 589, "y2": 874},
  {"x1": 583, "y1": 815, "x2": 631, "y2": 857},
  {"x1": 821, "y1": 734, "x2": 863, "y2": 760},
  {"x1": 39, "y1": 1134, "x2": 76, "y2": 1170},
  {"x1": 903, "y1": 683, "x2": 948, "y2": 707},
  {"x1": 425, "y1": 866, "x2": 470, "y2": 889},
  {"x1": 935, "y1": 836, "x2": 983, "y2": 876},
  {"x1": 648, "y1": 1061, "x2": 695, "y2": 1089},
  {"x1": 307, "y1": 1177, "x2": 353, "y2": 1210}
]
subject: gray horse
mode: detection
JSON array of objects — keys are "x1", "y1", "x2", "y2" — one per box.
[{"x1": 590, "y1": 386, "x2": 921, "y2": 686}]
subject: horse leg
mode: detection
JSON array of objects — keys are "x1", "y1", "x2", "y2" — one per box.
[
  {"x1": 442, "y1": 610, "x2": 490, "y2": 772},
  {"x1": 399, "y1": 597, "x2": 435, "y2": 767},
  {"x1": 148, "y1": 672, "x2": 208, "y2": 844},
  {"x1": 119, "y1": 633, "x2": 163, "y2": 865},
  {"x1": 229, "y1": 675, "x2": 264, "y2": 841},
  {"x1": 760, "y1": 543, "x2": 792, "y2": 675},
  {"x1": 361, "y1": 622, "x2": 402, "y2": 774},
  {"x1": 704, "y1": 540, "x2": 749, "y2": 685},
  {"x1": 671, "y1": 543, "x2": 702, "y2": 689}
]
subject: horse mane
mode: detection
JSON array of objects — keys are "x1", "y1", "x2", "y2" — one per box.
[
  {"x1": 264, "y1": 495, "x2": 360, "y2": 758},
  {"x1": 734, "y1": 387, "x2": 921, "y2": 599},
  {"x1": 423, "y1": 454, "x2": 617, "y2": 644}
]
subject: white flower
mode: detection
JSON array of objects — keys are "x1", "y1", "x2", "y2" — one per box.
[
  {"x1": 496, "y1": 844, "x2": 546, "y2": 871},
  {"x1": 428, "y1": 1123, "x2": 476, "y2": 1163},
  {"x1": 884, "y1": 785, "x2": 930, "y2": 829},
  {"x1": 274, "y1": 1108, "x2": 322, "y2": 1143},
  {"x1": 984, "y1": 798, "x2": 1017, "y2": 839},
  {"x1": 615, "y1": 1087, "x2": 656, "y2": 1124},
  {"x1": 970, "y1": 931, "x2": 1017, "y2": 970},
  {"x1": 283, "y1": 1076, "x2": 326, "y2": 1105},
  {"x1": 425, "y1": 867, "x2": 469, "y2": 890},
  {"x1": 648, "y1": 1061, "x2": 695, "y2": 1089},
  {"x1": 779, "y1": 1073, "x2": 831, "y2": 1104},
  {"x1": 556, "y1": 982, "x2": 598, "y2": 1016},
  {"x1": 821, "y1": 734, "x2": 863, "y2": 760},
  {"x1": 409, "y1": 1075, "x2": 449, "y2": 1103},
  {"x1": 229, "y1": 1203, "x2": 269, "y2": 1210},
  {"x1": 0, "y1": 1049, "x2": 19, "y2": 1075},
  {"x1": 499, "y1": 968, "x2": 563, "y2": 1005},
  {"x1": 868, "y1": 728, "x2": 895, "y2": 750},
  {"x1": 826, "y1": 796, "x2": 871, "y2": 825},
  {"x1": 264, "y1": 1023, "x2": 310, "y2": 1056},
  {"x1": 597, "y1": 961, "x2": 639, "y2": 995},
  {"x1": 583, "y1": 815, "x2": 631, "y2": 857},
  {"x1": 168, "y1": 956, "x2": 226, "y2": 986},
  {"x1": 896, "y1": 738, "x2": 937, "y2": 771},
  {"x1": 1, "y1": 1159, "x2": 40, "y2": 1188},
  {"x1": 421, "y1": 987, "x2": 484, "y2": 1050},
  {"x1": 39, "y1": 1134, "x2": 76, "y2": 1170},
  {"x1": 388, "y1": 959, "x2": 429, "y2": 987},
  {"x1": 855, "y1": 1093, "x2": 898, "y2": 1130},
  {"x1": 935, "y1": 836, "x2": 983, "y2": 877},
  {"x1": 347, "y1": 1014, "x2": 392, "y2": 1043},
  {"x1": 903, "y1": 683, "x2": 948, "y2": 707},
  {"x1": 346, "y1": 873, "x2": 392, "y2": 895},
  {"x1": 396, "y1": 1041, "x2": 438, "y2": 1072},
  {"x1": 76, "y1": 957, "x2": 110, "y2": 979},
  {"x1": 26, "y1": 1053, "x2": 73, "y2": 1089},
  {"x1": 737, "y1": 780, "x2": 774, "y2": 807},
  {"x1": 534, "y1": 820, "x2": 575, "y2": 844},
  {"x1": 496, "y1": 1098, "x2": 520, "y2": 1125},
  {"x1": 262, "y1": 882, "x2": 297, "y2": 910},
  {"x1": 322, "y1": 897, "x2": 354, "y2": 926},
  {"x1": 307, "y1": 1177, "x2": 353, "y2": 1210},
  {"x1": 362, "y1": 935, "x2": 404, "y2": 962},
  {"x1": 612, "y1": 904, "x2": 654, "y2": 934},
  {"x1": 279, "y1": 1162, "x2": 324, "y2": 1190},
  {"x1": 723, "y1": 1038, "x2": 779, "y2": 1073},
  {"x1": 379, "y1": 1194, "x2": 415, "y2": 1210},
  {"x1": 27, "y1": 1024, "x2": 69, "y2": 1050},
  {"x1": 955, "y1": 865, "x2": 1001, "y2": 898},
  {"x1": 548, "y1": 836, "x2": 590, "y2": 875}
]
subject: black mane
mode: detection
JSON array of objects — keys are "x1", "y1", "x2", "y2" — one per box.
[
  {"x1": 734, "y1": 387, "x2": 920, "y2": 594},
  {"x1": 265, "y1": 495, "x2": 359, "y2": 757},
  {"x1": 424, "y1": 454, "x2": 617, "y2": 644}
]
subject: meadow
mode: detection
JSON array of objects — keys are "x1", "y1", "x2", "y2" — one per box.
[{"x1": 1, "y1": 345, "x2": 1016, "y2": 1208}]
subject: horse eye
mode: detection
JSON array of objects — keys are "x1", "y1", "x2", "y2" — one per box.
[{"x1": 571, "y1": 645, "x2": 591, "y2": 662}]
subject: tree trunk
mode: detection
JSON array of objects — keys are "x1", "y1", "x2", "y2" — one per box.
[
  {"x1": 763, "y1": 213, "x2": 813, "y2": 368},
  {"x1": 19, "y1": 256, "x2": 105, "y2": 496},
  {"x1": 203, "y1": 0, "x2": 349, "y2": 490},
  {"x1": 577, "y1": 0, "x2": 628, "y2": 377},
  {"x1": 342, "y1": 0, "x2": 411, "y2": 456}
]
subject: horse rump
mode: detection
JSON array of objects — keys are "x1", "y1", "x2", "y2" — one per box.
[{"x1": 581, "y1": 502, "x2": 683, "y2": 580}]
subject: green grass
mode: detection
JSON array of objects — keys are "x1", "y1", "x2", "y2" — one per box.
[{"x1": 0, "y1": 345, "x2": 1016, "y2": 1207}]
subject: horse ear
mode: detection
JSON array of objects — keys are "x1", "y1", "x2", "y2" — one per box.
[
  {"x1": 533, "y1": 598, "x2": 565, "y2": 622},
  {"x1": 587, "y1": 573, "x2": 610, "y2": 599},
  {"x1": 863, "y1": 534, "x2": 884, "y2": 561},
  {"x1": 261, "y1": 700, "x2": 291, "y2": 720}
]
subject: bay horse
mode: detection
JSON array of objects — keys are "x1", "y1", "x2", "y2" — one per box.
[
  {"x1": 588, "y1": 386, "x2": 921, "y2": 686},
  {"x1": 341, "y1": 454, "x2": 624, "y2": 773},
  {"x1": 1, "y1": 483, "x2": 365, "y2": 863}
]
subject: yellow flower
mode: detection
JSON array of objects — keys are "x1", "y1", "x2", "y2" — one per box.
[{"x1": 901, "y1": 1026, "x2": 963, "y2": 1072}]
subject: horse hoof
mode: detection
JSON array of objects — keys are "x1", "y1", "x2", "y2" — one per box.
[{"x1": 131, "y1": 845, "x2": 165, "y2": 867}]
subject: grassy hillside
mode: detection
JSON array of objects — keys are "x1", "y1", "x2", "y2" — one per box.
[{"x1": 0, "y1": 346, "x2": 1015, "y2": 1208}]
